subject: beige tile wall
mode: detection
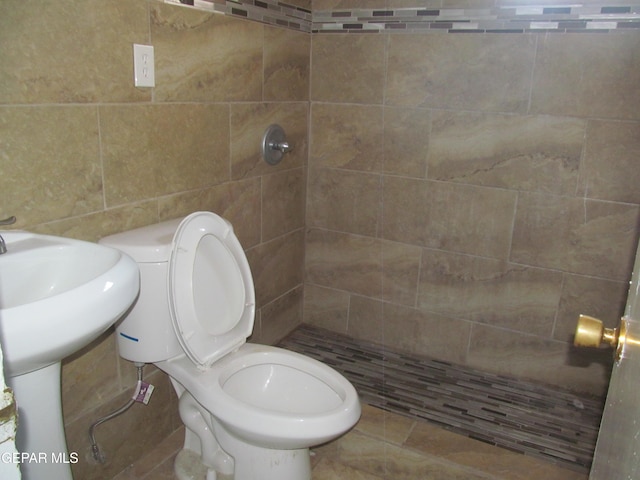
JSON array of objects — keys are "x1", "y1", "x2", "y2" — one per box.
[
  {"x1": 0, "y1": 0, "x2": 309, "y2": 478},
  {"x1": 306, "y1": 31, "x2": 640, "y2": 397}
]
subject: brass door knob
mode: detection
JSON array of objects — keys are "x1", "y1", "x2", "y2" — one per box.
[
  {"x1": 574, "y1": 314, "x2": 627, "y2": 361},
  {"x1": 574, "y1": 314, "x2": 619, "y2": 348}
]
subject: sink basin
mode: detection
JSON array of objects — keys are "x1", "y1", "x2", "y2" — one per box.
[
  {"x1": 0, "y1": 231, "x2": 140, "y2": 377},
  {"x1": 0, "y1": 230, "x2": 139, "y2": 480}
]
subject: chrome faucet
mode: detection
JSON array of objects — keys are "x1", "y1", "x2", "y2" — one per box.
[{"x1": 0, "y1": 216, "x2": 17, "y2": 254}]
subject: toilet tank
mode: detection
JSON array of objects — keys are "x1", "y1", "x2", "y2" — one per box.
[{"x1": 100, "y1": 218, "x2": 184, "y2": 363}]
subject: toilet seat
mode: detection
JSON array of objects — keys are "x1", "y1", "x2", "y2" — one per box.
[
  {"x1": 157, "y1": 342, "x2": 361, "y2": 450},
  {"x1": 168, "y1": 212, "x2": 255, "y2": 369}
]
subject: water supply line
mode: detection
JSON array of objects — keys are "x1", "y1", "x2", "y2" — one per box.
[{"x1": 89, "y1": 362, "x2": 145, "y2": 463}]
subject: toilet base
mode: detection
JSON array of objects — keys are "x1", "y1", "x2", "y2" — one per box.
[
  {"x1": 173, "y1": 385, "x2": 312, "y2": 480},
  {"x1": 212, "y1": 419, "x2": 312, "y2": 480},
  {"x1": 173, "y1": 444, "x2": 311, "y2": 480},
  {"x1": 174, "y1": 449, "x2": 209, "y2": 480},
  {"x1": 174, "y1": 449, "x2": 233, "y2": 480},
  {"x1": 231, "y1": 446, "x2": 311, "y2": 480}
]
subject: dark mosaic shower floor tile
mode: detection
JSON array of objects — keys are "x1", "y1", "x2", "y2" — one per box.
[{"x1": 278, "y1": 324, "x2": 604, "y2": 472}]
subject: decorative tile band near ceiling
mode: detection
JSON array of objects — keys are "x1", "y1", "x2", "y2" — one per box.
[
  {"x1": 164, "y1": 0, "x2": 312, "y2": 32},
  {"x1": 313, "y1": 5, "x2": 640, "y2": 34},
  {"x1": 165, "y1": 0, "x2": 640, "y2": 34}
]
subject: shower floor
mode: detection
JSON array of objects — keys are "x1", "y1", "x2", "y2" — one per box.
[{"x1": 278, "y1": 324, "x2": 604, "y2": 473}]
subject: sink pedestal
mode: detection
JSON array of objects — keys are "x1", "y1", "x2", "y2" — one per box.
[{"x1": 8, "y1": 362, "x2": 73, "y2": 480}]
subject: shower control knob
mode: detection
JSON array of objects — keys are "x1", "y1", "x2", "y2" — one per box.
[
  {"x1": 262, "y1": 124, "x2": 292, "y2": 165},
  {"x1": 270, "y1": 141, "x2": 291, "y2": 153}
]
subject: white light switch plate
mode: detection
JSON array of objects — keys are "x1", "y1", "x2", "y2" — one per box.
[{"x1": 133, "y1": 44, "x2": 155, "y2": 88}]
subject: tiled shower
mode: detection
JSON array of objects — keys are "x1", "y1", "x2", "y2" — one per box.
[
  {"x1": 0, "y1": 0, "x2": 639, "y2": 478},
  {"x1": 305, "y1": 11, "x2": 640, "y2": 397}
]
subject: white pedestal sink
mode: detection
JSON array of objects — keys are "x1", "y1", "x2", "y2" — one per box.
[{"x1": 0, "y1": 231, "x2": 140, "y2": 480}]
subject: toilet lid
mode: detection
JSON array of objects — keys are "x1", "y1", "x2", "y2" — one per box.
[{"x1": 168, "y1": 212, "x2": 255, "y2": 369}]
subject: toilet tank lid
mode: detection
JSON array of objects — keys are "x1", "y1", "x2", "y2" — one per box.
[{"x1": 99, "y1": 218, "x2": 183, "y2": 263}]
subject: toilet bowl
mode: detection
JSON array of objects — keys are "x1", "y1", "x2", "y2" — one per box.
[{"x1": 100, "y1": 212, "x2": 360, "y2": 480}]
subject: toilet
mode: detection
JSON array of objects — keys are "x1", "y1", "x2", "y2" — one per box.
[{"x1": 100, "y1": 212, "x2": 361, "y2": 480}]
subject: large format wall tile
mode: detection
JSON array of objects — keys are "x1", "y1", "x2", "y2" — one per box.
[
  {"x1": 386, "y1": 34, "x2": 536, "y2": 113},
  {"x1": 348, "y1": 295, "x2": 384, "y2": 345},
  {"x1": 512, "y1": 193, "x2": 640, "y2": 281},
  {"x1": 264, "y1": 26, "x2": 310, "y2": 101},
  {"x1": 382, "y1": 240, "x2": 422, "y2": 307},
  {"x1": 531, "y1": 33, "x2": 640, "y2": 120},
  {"x1": 311, "y1": 34, "x2": 386, "y2": 104},
  {"x1": 428, "y1": 111, "x2": 585, "y2": 195},
  {"x1": 310, "y1": 103, "x2": 383, "y2": 171},
  {"x1": 382, "y1": 176, "x2": 517, "y2": 259},
  {"x1": 255, "y1": 286, "x2": 303, "y2": 345},
  {"x1": 306, "y1": 228, "x2": 383, "y2": 298},
  {"x1": 418, "y1": 249, "x2": 563, "y2": 336},
  {"x1": 578, "y1": 120, "x2": 640, "y2": 204},
  {"x1": 307, "y1": 168, "x2": 382, "y2": 236},
  {"x1": 262, "y1": 168, "x2": 306, "y2": 242},
  {"x1": 101, "y1": 104, "x2": 230, "y2": 206},
  {"x1": 247, "y1": 229, "x2": 305, "y2": 306},
  {"x1": 151, "y1": 3, "x2": 263, "y2": 102},
  {"x1": 0, "y1": 0, "x2": 149, "y2": 104},
  {"x1": 0, "y1": 106, "x2": 103, "y2": 226},
  {"x1": 383, "y1": 107, "x2": 430, "y2": 179},
  {"x1": 382, "y1": 302, "x2": 472, "y2": 365},
  {"x1": 303, "y1": 284, "x2": 350, "y2": 333}
]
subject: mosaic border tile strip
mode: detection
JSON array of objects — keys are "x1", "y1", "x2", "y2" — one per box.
[
  {"x1": 164, "y1": 0, "x2": 312, "y2": 32},
  {"x1": 313, "y1": 4, "x2": 640, "y2": 34},
  {"x1": 164, "y1": 0, "x2": 640, "y2": 34},
  {"x1": 279, "y1": 324, "x2": 604, "y2": 472}
]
